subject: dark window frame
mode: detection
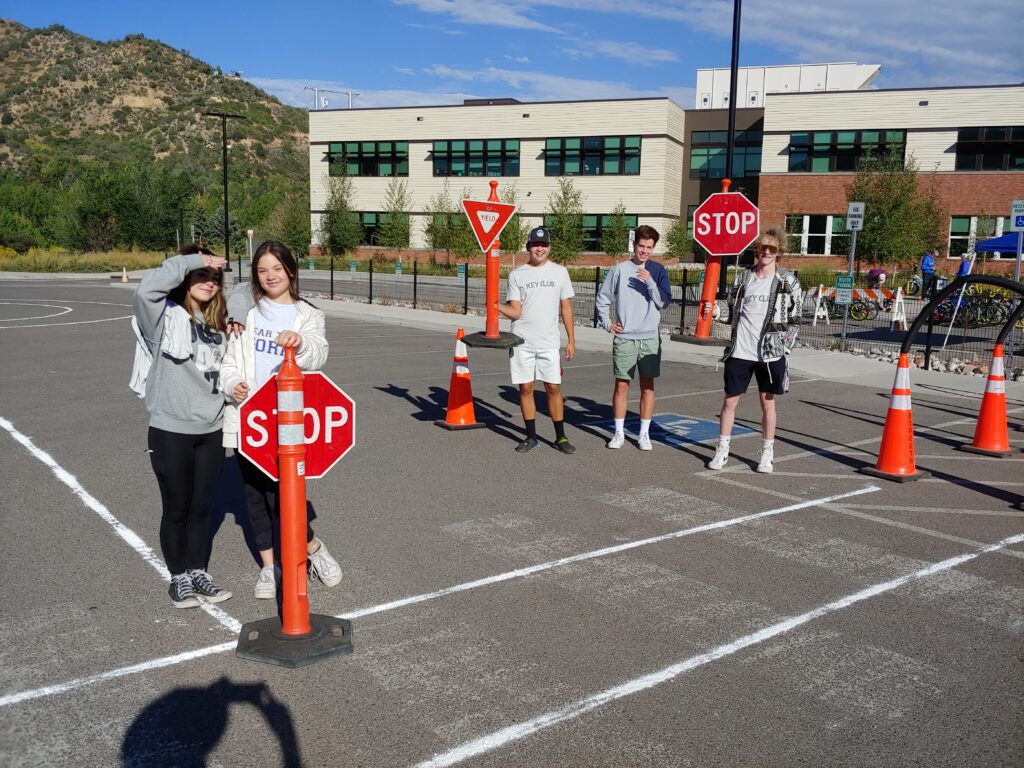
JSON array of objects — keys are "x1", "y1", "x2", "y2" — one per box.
[
  {"x1": 689, "y1": 130, "x2": 762, "y2": 179},
  {"x1": 954, "y1": 126, "x2": 1024, "y2": 172},
  {"x1": 786, "y1": 129, "x2": 906, "y2": 173},
  {"x1": 430, "y1": 139, "x2": 521, "y2": 177},
  {"x1": 327, "y1": 141, "x2": 409, "y2": 177},
  {"x1": 544, "y1": 136, "x2": 641, "y2": 177},
  {"x1": 542, "y1": 212, "x2": 638, "y2": 252}
]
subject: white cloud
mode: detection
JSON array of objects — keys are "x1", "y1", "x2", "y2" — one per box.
[
  {"x1": 392, "y1": 0, "x2": 1022, "y2": 86},
  {"x1": 505, "y1": 55, "x2": 532, "y2": 64},
  {"x1": 395, "y1": 67, "x2": 417, "y2": 76},
  {"x1": 590, "y1": 40, "x2": 679, "y2": 65}
]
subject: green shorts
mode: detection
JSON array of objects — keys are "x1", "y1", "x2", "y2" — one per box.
[{"x1": 612, "y1": 336, "x2": 662, "y2": 380}]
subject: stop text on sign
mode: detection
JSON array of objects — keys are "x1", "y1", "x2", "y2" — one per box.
[
  {"x1": 244, "y1": 406, "x2": 351, "y2": 448},
  {"x1": 695, "y1": 211, "x2": 757, "y2": 237}
]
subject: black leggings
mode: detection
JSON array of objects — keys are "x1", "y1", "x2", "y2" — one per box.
[
  {"x1": 237, "y1": 455, "x2": 316, "y2": 553},
  {"x1": 148, "y1": 427, "x2": 224, "y2": 574}
]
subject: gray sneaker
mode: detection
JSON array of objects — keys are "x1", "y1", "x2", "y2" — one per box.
[{"x1": 308, "y1": 540, "x2": 342, "y2": 587}]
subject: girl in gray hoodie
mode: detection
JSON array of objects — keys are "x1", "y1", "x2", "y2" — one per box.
[{"x1": 133, "y1": 244, "x2": 233, "y2": 609}]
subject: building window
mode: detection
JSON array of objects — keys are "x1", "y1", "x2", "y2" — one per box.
[
  {"x1": 432, "y1": 139, "x2": 520, "y2": 177},
  {"x1": 785, "y1": 214, "x2": 850, "y2": 255},
  {"x1": 954, "y1": 127, "x2": 1024, "y2": 171},
  {"x1": 787, "y1": 130, "x2": 906, "y2": 172},
  {"x1": 328, "y1": 142, "x2": 409, "y2": 177},
  {"x1": 543, "y1": 212, "x2": 638, "y2": 252},
  {"x1": 356, "y1": 212, "x2": 403, "y2": 245},
  {"x1": 949, "y1": 215, "x2": 1007, "y2": 257},
  {"x1": 544, "y1": 136, "x2": 641, "y2": 176},
  {"x1": 689, "y1": 130, "x2": 762, "y2": 179}
]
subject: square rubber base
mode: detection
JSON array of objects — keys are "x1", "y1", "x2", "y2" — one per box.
[
  {"x1": 958, "y1": 444, "x2": 1013, "y2": 458},
  {"x1": 859, "y1": 466, "x2": 930, "y2": 483},
  {"x1": 236, "y1": 614, "x2": 353, "y2": 668},
  {"x1": 670, "y1": 333, "x2": 728, "y2": 347},
  {"x1": 435, "y1": 420, "x2": 486, "y2": 430},
  {"x1": 461, "y1": 331, "x2": 523, "y2": 349}
]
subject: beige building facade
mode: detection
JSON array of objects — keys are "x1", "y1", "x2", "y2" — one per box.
[{"x1": 308, "y1": 97, "x2": 685, "y2": 254}]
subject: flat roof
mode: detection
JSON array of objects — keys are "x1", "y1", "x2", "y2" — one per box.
[
  {"x1": 310, "y1": 95, "x2": 679, "y2": 114},
  {"x1": 764, "y1": 82, "x2": 1024, "y2": 97}
]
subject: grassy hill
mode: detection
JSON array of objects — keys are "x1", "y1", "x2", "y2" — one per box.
[{"x1": 0, "y1": 20, "x2": 312, "y2": 254}]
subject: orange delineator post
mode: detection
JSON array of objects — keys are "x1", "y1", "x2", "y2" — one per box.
[
  {"x1": 860, "y1": 352, "x2": 929, "y2": 482},
  {"x1": 484, "y1": 180, "x2": 501, "y2": 339},
  {"x1": 961, "y1": 344, "x2": 1012, "y2": 457},
  {"x1": 435, "y1": 328, "x2": 485, "y2": 430},
  {"x1": 693, "y1": 179, "x2": 730, "y2": 339},
  {"x1": 277, "y1": 346, "x2": 312, "y2": 636}
]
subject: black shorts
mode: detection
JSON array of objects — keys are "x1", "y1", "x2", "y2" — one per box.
[{"x1": 724, "y1": 357, "x2": 789, "y2": 396}]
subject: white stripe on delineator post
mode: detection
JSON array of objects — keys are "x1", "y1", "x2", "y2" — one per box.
[
  {"x1": 411, "y1": 531, "x2": 1024, "y2": 768},
  {"x1": 0, "y1": 485, "x2": 879, "y2": 709},
  {"x1": 277, "y1": 390, "x2": 302, "y2": 411},
  {"x1": 0, "y1": 418, "x2": 242, "y2": 635}
]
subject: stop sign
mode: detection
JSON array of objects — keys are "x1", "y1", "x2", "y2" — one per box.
[
  {"x1": 239, "y1": 373, "x2": 356, "y2": 481},
  {"x1": 692, "y1": 192, "x2": 760, "y2": 256}
]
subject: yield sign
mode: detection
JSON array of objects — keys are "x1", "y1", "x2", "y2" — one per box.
[{"x1": 461, "y1": 198, "x2": 517, "y2": 253}]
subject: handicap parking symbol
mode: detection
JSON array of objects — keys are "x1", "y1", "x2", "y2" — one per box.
[{"x1": 592, "y1": 413, "x2": 755, "y2": 448}]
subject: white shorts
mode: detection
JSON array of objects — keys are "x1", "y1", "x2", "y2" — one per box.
[{"x1": 510, "y1": 347, "x2": 561, "y2": 385}]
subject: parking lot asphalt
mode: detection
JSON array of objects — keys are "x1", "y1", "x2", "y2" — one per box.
[{"x1": 1, "y1": 276, "x2": 1022, "y2": 768}]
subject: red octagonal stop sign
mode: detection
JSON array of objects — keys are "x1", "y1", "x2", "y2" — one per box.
[
  {"x1": 239, "y1": 372, "x2": 356, "y2": 481},
  {"x1": 693, "y1": 192, "x2": 760, "y2": 256}
]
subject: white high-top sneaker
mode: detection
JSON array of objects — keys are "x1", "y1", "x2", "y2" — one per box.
[
  {"x1": 756, "y1": 446, "x2": 774, "y2": 473},
  {"x1": 707, "y1": 442, "x2": 730, "y2": 470}
]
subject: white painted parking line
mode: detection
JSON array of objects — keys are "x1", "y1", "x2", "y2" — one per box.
[
  {"x1": 0, "y1": 302, "x2": 74, "y2": 321},
  {"x1": 841, "y1": 503, "x2": 1024, "y2": 518},
  {"x1": 0, "y1": 417, "x2": 241, "y2": 635},
  {"x1": 411, "y1": 530, "x2": 1024, "y2": 768},
  {"x1": 0, "y1": 484, "x2": 878, "y2": 709},
  {"x1": 0, "y1": 298, "x2": 132, "y2": 329},
  {"x1": 703, "y1": 473, "x2": 1024, "y2": 560}
]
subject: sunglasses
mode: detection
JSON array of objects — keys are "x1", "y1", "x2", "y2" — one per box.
[{"x1": 757, "y1": 244, "x2": 779, "y2": 255}]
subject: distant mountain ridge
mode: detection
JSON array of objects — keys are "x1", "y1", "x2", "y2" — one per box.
[{"x1": 0, "y1": 19, "x2": 309, "y2": 181}]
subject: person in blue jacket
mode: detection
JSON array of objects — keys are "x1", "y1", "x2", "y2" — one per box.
[
  {"x1": 595, "y1": 225, "x2": 672, "y2": 451},
  {"x1": 956, "y1": 253, "x2": 973, "y2": 278},
  {"x1": 920, "y1": 248, "x2": 938, "y2": 297}
]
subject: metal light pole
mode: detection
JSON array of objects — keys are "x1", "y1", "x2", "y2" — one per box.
[
  {"x1": 718, "y1": 0, "x2": 743, "y2": 300},
  {"x1": 202, "y1": 111, "x2": 246, "y2": 273}
]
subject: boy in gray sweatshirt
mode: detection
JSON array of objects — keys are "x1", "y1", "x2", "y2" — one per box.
[{"x1": 595, "y1": 224, "x2": 672, "y2": 450}]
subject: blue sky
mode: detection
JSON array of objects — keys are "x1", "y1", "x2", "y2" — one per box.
[{"x1": 5, "y1": 0, "x2": 1020, "y2": 110}]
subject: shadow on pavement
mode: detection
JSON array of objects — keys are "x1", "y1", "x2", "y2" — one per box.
[{"x1": 121, "y1": 678, "x2": 301, "y2": 768}]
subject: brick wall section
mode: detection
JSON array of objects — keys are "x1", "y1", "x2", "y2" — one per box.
[{"x1": 759, "y1": 171, "x2": 1024, "y2": 249}]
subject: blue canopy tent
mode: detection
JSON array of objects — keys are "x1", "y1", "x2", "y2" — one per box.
[{"x1": 974, "y1": 232, "x2": 1023, "y2": 252}]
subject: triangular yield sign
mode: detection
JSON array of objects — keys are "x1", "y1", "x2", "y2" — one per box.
[{"x1": 461, "y1": 199, "x2": 517, "y2": 253}]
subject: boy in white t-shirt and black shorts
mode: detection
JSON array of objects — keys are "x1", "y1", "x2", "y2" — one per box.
[{"x1": 498, "y1": 227, "x2": 577, "y2": 454}]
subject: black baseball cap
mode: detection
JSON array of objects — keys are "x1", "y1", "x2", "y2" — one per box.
[{"x1": 526, "y1": 227, "x2": 550, "y2": 245}]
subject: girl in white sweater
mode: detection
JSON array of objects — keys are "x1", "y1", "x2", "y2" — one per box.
[{"x1": 220, "y1": 241, "x2": 342, "y2": 599}]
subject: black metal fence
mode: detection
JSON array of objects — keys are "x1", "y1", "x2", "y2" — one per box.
[{"x1": 288, "y1": 260, "x2": 1023, "y2": 374}]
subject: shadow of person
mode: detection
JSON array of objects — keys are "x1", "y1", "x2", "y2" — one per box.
[
  {"x1": 121, "y1": 677, "x2": 301, "y2": 768},
  {"x1": 207, "y1": 453, "x2": 261, "y2": 568},
  {"x1": 375, "y1": 383, "x2": 450, "y2": 422}
]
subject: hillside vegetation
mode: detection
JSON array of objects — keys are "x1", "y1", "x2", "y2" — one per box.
[{"x1": 0, "y1": 20, "x2": 312, "y2": 255}]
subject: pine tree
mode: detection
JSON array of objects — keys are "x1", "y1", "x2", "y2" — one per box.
[
  {"x1": 545, "y1": 178, "x2": 585, "y2": 264},
  {"x1": 600, "y1": 201, "x2": 631, "y2": 258},
  {"x1": 320, "y1": 175, "x2": 361, "y2": 256},
  {"x1": 377, "y1": 178, "x2": 411, "y2": 252}
]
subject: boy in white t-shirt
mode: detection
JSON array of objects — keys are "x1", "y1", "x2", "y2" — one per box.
[{"x1": 498, "y1": 227, "x2": 577, "y2": 454}]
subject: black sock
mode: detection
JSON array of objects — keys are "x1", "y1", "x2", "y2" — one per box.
[
  {"x1": 525, "y1": 419, "x2": 537, "y2": 440},
  {"x1": 553, "y1": 420, "x2": 565, "y2": 441}
]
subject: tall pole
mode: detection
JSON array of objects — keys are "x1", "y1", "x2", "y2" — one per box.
[
  {"x1": 202, "y1": 111, "x2": 246, "y2": 273},
  {"x1": 719, "y1": 0, "x2": 743, "y2": 300}
]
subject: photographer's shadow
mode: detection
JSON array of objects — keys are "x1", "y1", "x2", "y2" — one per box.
[{"x1": 121, "y1": 677, "x2": 301, "y2": 767}]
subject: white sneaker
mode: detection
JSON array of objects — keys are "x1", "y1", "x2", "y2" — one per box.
[
  {"x1": 607, "y1": 432, "x2": 625, "y2": 449},
  {"x1": 308, "y1": 540, "x2": 342, "y2": 587},
  {"x1": 707, "y1": 444, "x2": 730, "y2": 470},
  {"x1": 637, "y1": 433, "x2": 653, "y2": 451},
  {"x1": 254, "y1": 566, "x2": 277, "y2": 599},
  {"x1": 756, "y1": 448, "x2": 774, "y2": 474}
]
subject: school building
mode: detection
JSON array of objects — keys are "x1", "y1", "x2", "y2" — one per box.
[{"x1": 307, "y1": 67, "x2": 1024, "y2": 263}]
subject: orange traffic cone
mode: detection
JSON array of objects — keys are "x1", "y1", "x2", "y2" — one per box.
[
  {"x1": 960, "y1": 344, "x2": 1012, "y2": 457},
  {"x1": 435, "y1": 328, "x2": 485, "y2": 431},
  {"x1": 861, "y1": 352, "x2": 929, "y2": 482}
]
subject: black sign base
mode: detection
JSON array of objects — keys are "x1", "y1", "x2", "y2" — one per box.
[
  {"x1": 461, "y1": 331, "x2": 524, "y2": 350},
  {"x1": 236, "y1": 614, "x2": 353, "y2": 668},
  {"x1": 670, "y1": 333, "x2": 729, "y2": 347}
]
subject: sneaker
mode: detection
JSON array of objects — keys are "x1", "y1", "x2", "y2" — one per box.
[
  {"x1": 308, "y1": 540, "x2": 342, "y2": 587},
  {"x1": 168, "y1": 573, "x2": 200, "y2": 609},
  {"x1": 187, "y1": 569, "x2": 232, "y2": 603},
  {"x1": 707, "y1": 444, "x2": 730, "y2": 470},
  {"x1": 756, "y1": 448, "x2": 774, "y2": 474},
  {"x1": 553, "y1": 437, "x2": 576, "y2": 454},
  {"x1": 607, "y1": 433, "x2": 625, "y2": 449},
  {"x1": 637, "y1": 433, "x2": 653, "y2": 451},
  {"x1": 515, "y1": 437, "x2": 540, "y2": 453},
  {"x1": 254, "y1": 566, "x2": 277, "y2": 600}
]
